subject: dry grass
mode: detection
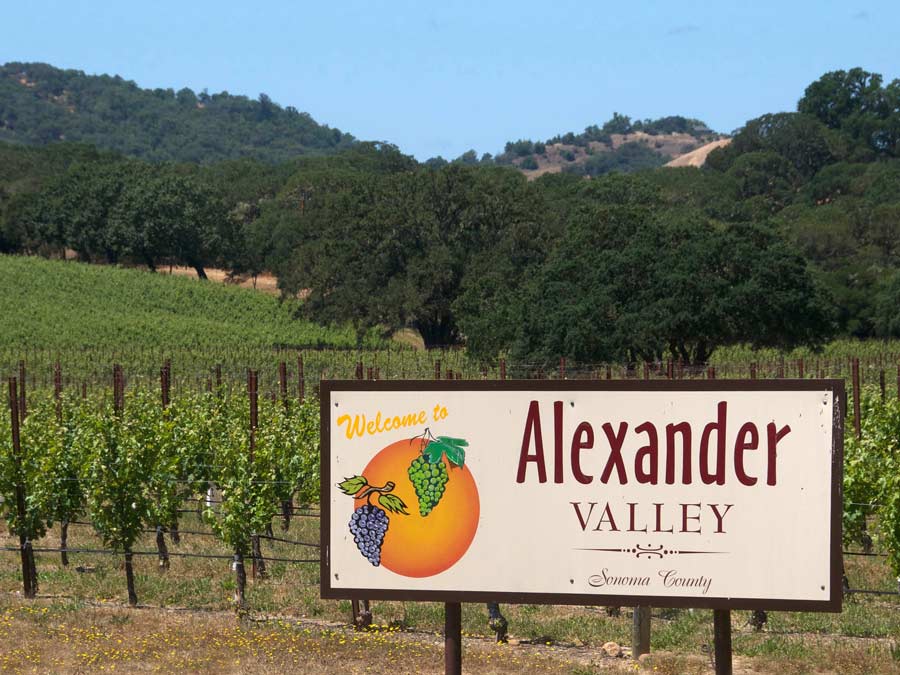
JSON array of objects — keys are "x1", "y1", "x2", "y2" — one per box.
[
  {"x1": 664, "y1": 138, "x2": 732, "y2": 168},
  {"x1": 60, "y1": 250, "x2": 283, "y2": 296},
  {"x1": 1, "y1": 513, "x2": 899, "y2": 674},
  {"x1": 0, "y1": 599, "x2": 641, "y2": 674},
  {"x1": 158, "y1": 265, "x2": 281, "y2": 295}
]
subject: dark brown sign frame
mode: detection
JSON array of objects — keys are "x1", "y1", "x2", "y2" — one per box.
[{"x1": 320, "y1": 379, "x2": 844, "y2": 612}]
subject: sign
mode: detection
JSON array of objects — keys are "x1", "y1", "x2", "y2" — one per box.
[{"x1": 321, "y1": 380, "x2": 843, "y2": 611}]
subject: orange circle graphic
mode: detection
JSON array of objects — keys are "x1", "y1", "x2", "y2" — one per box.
[{"x1": 354, "y1": 437, "x2": 479, "y2": 577}]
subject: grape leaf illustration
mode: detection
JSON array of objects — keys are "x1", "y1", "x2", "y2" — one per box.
[
  {"x1": 424, "y1": 440, "x2": 447, "y2": 464},
  {"x1": 337, "y1": 475, "x2": 368, "y2": 495},
  {"x1": 378, "y1": 493, "x2": 410, "y2": 515},
  {"x1": 438, "y1": 436, "x2": 467, "y2": 467}
]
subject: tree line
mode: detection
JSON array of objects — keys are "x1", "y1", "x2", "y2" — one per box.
[{"x1": 2, "y1": 68, "x2": 900, "y2": 364}]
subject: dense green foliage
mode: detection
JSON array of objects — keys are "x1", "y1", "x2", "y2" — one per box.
[
  {"x1": 844, "y1": 390, "x2": 900, "y2": 575},
  {"x1": 0, "y1": 387, "x2": 320, "y2": 603},
  {"x1": 0, "y1": 62, "x2": 353, "y2": 163},
  {"x1": 4, "y1": 66, "x2": 900, "y2": 366},
  {"x1": 563, "y1": 141, "x2": 669, "y2": 177}
]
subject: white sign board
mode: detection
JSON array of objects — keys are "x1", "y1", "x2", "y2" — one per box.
[{"x1": 321, "y1": 381, "x2": 843, "y2": 611}]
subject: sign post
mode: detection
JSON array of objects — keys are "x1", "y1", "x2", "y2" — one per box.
[
  {"x1": 321, "y1": 380, "x2": 843, "y2": 673},
  {"x1": 713, "y1": 608, "x2": 732, "y2": 674}
]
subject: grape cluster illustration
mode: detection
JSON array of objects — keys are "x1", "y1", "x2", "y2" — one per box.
[
  {"x1": 349, "y1": 504, "x2": 389, "y2": 565},
  {"x1": 337, "y1": 475, "x2": 408, "y2": 567},
  {"x1": 407, "y1": 435, "x2": 468, "y2": 517},
  {"x1": 408, "y1": 455, "x2": 449, "y2": 516}
]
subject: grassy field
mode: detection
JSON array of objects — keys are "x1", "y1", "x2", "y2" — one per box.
[{"x1": 0, "y1": 513, "x2": 898, "y2": 674}]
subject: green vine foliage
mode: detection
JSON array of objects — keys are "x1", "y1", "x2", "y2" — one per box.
[
  {"x1": 29, "y1": 396, "x2": 86, "y2": 531},
  {"x1": 844, "y1": 389, "x2": 900, "y2": 575},
  {"x1": 0, "y1": 397, "x2": 54, "y2": 541},
  {"x1": 0, "y1": 388, "x2": 320, "y2": 559},
  {"x1": 201, "y1": 395, "x2": 278, "y2": 556},
  {"x1": 77, "y1": 394, "x2": 156, "y2": 553},
  {"x1": 269, "y1": 398, "x2": 320, "y2": 507}
]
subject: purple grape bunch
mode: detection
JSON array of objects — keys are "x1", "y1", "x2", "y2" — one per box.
[{"x1": 349, "y1": 504, "x2": 389, "y2": 566}]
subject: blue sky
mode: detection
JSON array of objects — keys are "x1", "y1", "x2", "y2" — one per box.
[{"x1": 2, "y1": 1, "x2": 898, "y2": 160}]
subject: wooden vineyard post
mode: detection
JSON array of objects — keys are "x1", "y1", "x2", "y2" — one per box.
[
  {"x1": 559, "y1": 357, "x2": 566, "y2": 380},
  {"x1": 156, "y1": 363, "x2": 171, "y2": 569},
  {"x1": 880, "y1": 369, "x2": 886, "y2": 402},
  {"x1": 852, "y1": 358, "x2": 861, "y2": 440},
  {"x1": 297, "y1": 354, "x2": 305, "y2": 404},
  {"x1": 18, "y1": 368, "x2": 38, "y2": 595},
  {"x1": 160, "y1": 364, "x2": 170, "y2": 409},
  {"x1": 18, "y1": 360, "x2": 26, "y2": 422},
  {"x1": 279, "y1": 361, "x2": 288, "y2": 409},
  {"x1": 8, "y1": 377, "x2": 35, "y2": 598}
]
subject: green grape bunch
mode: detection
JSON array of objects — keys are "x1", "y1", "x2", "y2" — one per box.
[{"x1": 407, "y1": 435, "x2": 467, "y2": 517}]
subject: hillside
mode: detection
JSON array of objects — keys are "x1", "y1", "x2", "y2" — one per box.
[
  {"x1": 493, "y1": 114, "x2": 724, "y2": 179},
  {"x1": 0, "y1": 62, "x2": 354, "y2": 163},
  {"x1": 516, "y1": 130, "x2": 716, "y2": 178},
  {"x1": 0, "y1": 254, "x2": 378, "y2": 353}
]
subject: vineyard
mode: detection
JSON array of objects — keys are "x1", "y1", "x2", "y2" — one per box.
[
  {"x1": 0, "y1": 253, "x2": 382, "y2": 354},
  {"x1": 1, "y1": 355, "x2": 900, "y2": 673}
]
